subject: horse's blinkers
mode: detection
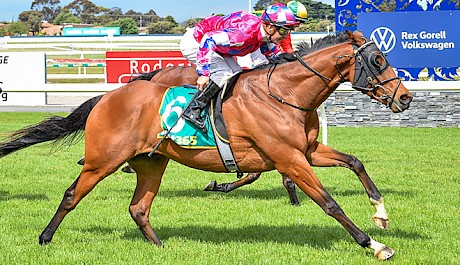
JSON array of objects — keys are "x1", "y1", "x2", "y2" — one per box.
[
  {"x1": 352, "y1": 41, "x2": 389, "y2": 89},
  {"x1": 351, "y1": 40, "x2": 401, "y2": 108}
]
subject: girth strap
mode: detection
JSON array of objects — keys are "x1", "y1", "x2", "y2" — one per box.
[{"x1": 210, "y1": 80, "x2": 242, "y2": 176}]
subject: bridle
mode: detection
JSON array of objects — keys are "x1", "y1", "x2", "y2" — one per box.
[
  {"x1": 267, "y1": 38, "x2": 402, "y2": 111},
  {"x1": 351, "y1": 40, "x2": 401, "y2": 109}
]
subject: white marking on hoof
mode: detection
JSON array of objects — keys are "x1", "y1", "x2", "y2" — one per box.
[
  {"x1": 370, "y1": 197, "x2": 389, "y2": 230},
  {"x1": 370, "y1": 239, "x2": 395, "y2": 260}
]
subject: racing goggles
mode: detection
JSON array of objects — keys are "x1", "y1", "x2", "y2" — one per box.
[{"x1": 276, "y1": 26, "x2": 293, "y2": 36}]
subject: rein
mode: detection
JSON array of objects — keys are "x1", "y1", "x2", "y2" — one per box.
[
  {"x1": 266, "y1": 39, "x2": 402, "y2": 111},
  {"x1": 266, "y1": 52, "x2": 336, "y2": 112},
  {"x1": 267, "y1": 52, "x2": 343, "y2": 112},
  {"x1": 295, "y1": 52, "x2": 332, "y2": 82},
  {"x1": 267, "y1": 62, "x2": 316, "y2": 112}
]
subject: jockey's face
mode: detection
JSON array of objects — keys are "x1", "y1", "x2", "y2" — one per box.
[
  {"x1": 264, "y1": 24, "x2": 289, "y2": 45},
  {"x1": 271, "y1": 31, "x2": 289, "y2": 45}
]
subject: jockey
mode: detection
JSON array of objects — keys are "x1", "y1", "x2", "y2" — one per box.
[
  {"x1": 180, "y1": 3, "x2": 299, "y2": 132},
  {"x1": 237, "y1": 1, "x2": 308, "y2": 70},
  {"x1": 279, "y1": 0, "x2": 308, "y2": 53}
]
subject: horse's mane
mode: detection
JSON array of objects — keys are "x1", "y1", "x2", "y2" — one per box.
[
  {"x1": 254, "y1": 33, "x2": 351, "y2": 68},
  {"x1": 296, "y1": 32, "x2": 350, "y2": 57},
  {"x1": 128, "y1": 68, "x2": 163, "y2": 83}
]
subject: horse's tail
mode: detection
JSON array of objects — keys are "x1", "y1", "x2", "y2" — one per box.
[{"x1": 0, "y1": 95, "x2": 103, "y2": 158}]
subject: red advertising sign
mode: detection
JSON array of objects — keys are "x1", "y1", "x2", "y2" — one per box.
[{"x1": 106, "y1": 51, "x2": 192, "y2": 84}]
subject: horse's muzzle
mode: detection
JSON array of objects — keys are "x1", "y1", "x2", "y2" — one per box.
[{"x1": 392, "y1": 93, "x2": 413, "y2": 113}]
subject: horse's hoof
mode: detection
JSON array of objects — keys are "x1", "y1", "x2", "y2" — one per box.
[
  {"x1": 289, "y1": 197, "x2": 301, "y2": 206},
  {"x1": 373, "y1": 216, "x2": 389, "y2": 231},
  {"x1": 204, "y1": 180, "x2": 217, "y2": 191},
  {"x1": 77, "y1": 157, "x2": 85, "y2": 165},
  {"x1": 121, "y1": 165, "x2": 136, "y2": 173},
  {"x1": 38, "y1": 235, "x2": 51, "y2": 245},
  {"x1": 374, "y1": 245, "x2": 395, "y2": 260}
]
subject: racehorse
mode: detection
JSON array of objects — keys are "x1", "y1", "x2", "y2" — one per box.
[
  {"x1": 75, "y1": 57, "x2": 301, "y2": 205},
  {"x1": 0, "y1": 31, "x2": 412, "y2": 260},
  {"x1": 125, "y1": 66, "x2": 303, "y2": 205}
]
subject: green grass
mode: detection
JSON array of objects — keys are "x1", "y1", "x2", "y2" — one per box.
[{"x1": 0, "y1": 112, "x2": 459, "y2": 264}]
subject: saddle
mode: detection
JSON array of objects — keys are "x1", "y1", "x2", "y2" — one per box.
[{"x1": 157, "y1": 73, "x2": 243, "y2": 175}]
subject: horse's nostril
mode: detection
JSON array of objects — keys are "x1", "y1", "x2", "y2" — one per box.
[{"x1": 399, "y1": 94, "x2": 413, "y2": 105}]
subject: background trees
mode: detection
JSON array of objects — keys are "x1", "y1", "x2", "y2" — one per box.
[
  {"x1": 1, "y1": 0, "x2": 335, "y2": 36},
  {"x1": 108, "y1": 18, "x2": 139, "y2": 35},
  {"x1": 5, "y1": 22, "x2": 30, "y2": 36},
  {"x1": 31, "y1": 0, "x2": 61, "y2": 22},
  {"x1": 53, "y1": 10, "x2": 81, "y2": 24},
  {"x1": 18, "y1": 10, "x2": 43, "y2": 35},
  {"x1": 64, "y1": 0, "x2": 102, "y2": 24}
]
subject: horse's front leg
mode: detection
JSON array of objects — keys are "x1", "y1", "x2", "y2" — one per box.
[
  {"x1": 282, "y1": 175, "x2": 300, "y2": 205},
  {"x1": 204, "y1": 173, "x2": 261, "y2": 193},
  {"x1": 306, "y1": 142, "x2": 389, "y2": 230},
  {"x1": 275, "y1": 151, "x2": 394, "y2": 260},
  {"x1": 204, "y1": 173, "x2": 300, "y2": 205}
]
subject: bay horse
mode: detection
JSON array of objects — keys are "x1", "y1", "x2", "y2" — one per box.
[
  {"x1": 0, "y1": 31, "x2": 412, "y2": 260},
  {"x1": 129, "y1": 66, "x2": 302, "y2": 205}
]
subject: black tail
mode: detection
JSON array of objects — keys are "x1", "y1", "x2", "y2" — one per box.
[{"x1": 0, "y1": 95, "x2": 103, "y2": 158}]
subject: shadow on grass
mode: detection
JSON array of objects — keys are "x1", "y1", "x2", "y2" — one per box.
[
  {"x1": 157, "y1": 187, "x2": 414, "y2": 201},
  {"x1": 367, "y1": 227, "x2": 426, "y2": 241},
  {"x1": 0, "y1": 190, "x2": 49, "y2": 201},
  {"x1": 0, "y1": 185, "x2": 413, "y2": 207},
  {"x1": 159, "y1": 187, "x2": 292, "y2": 201},
  {"x1": 119, "y1": 224, "x2": 347, "y2": 248},
  {"x1": 114, "y1": 223, "x2": 428, "y2": 249},
  {"x1": 324, "y1": 187, "x2": 414, "y2": 197}
]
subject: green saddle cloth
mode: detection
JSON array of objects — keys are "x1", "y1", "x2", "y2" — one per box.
[{"x1": 158, "y1": 86, "x2": 216, "y2": 149}]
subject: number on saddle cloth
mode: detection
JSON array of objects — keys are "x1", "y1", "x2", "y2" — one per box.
[{"x1": 158, "y1": 85, "x2": 216, "y2": 149}]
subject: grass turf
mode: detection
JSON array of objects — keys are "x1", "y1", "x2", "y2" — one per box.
[{"x1": 0, "y1": 112, "x2": 459, "y2": 264}]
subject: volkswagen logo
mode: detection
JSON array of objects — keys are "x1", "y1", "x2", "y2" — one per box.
[{"x1": 370, "y1": 27, "x2": 396, "y2": 53}]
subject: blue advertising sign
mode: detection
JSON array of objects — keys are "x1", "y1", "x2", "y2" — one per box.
[
  {"x1": 336, "y1": 0, "x2": 458, "y2": 33},
  {"x1": 63, "y1": 27, "x2": 120, "y2": 36},
  {"x1": 357, "y1": 11, "x2": 460, "y2": 68}
]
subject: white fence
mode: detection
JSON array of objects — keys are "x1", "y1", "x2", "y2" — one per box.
[
  {"x1": 0, "y1": 33, "x2": 328, "y2": 51},
  {"x1": 2, "y1": 33, "x2": 460, "y2": 144}
]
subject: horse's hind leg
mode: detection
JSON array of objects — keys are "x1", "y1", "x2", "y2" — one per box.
[
  {"x1": 127, "y1": 154, "x2": 169, "y2": 246},
  {"x1": 77, "y1": 157, "x2": 135, "y2": 173},
  {"x1": 39, "y1": 163, "x2": 120, "y2": 244},
  {"x1": 307, "y1": 142, "x2": 389, "y2": 230}
]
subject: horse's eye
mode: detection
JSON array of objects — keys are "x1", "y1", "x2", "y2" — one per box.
[{"x1": 369, "y1": 53, "x2": 386, "y2": 69}]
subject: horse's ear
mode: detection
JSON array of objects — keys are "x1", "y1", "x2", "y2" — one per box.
[
  {"x1": 345, "y1": 30, "x2": 353, "y2": 39},
  {"x1": 353, "y1": 30, "x2": 364, "y2": 37}
]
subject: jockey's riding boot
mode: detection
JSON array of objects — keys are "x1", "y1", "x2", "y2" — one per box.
[{"x1": 183, "y1": 81, "x2": 221, "y2": 132}]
